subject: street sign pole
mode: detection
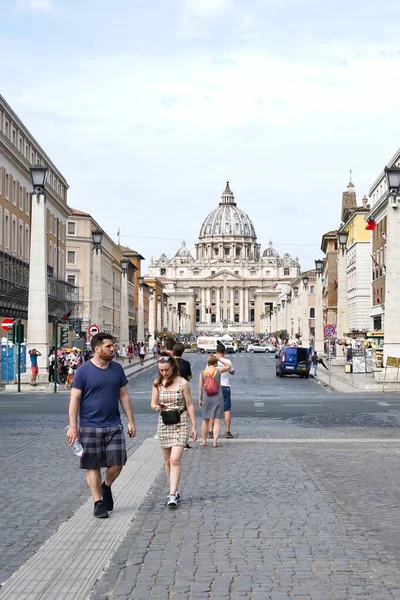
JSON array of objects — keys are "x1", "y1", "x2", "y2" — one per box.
[
  {"x1": 17, "y1": 318, "x2": 21, "y2": 393},
  {"x1": 54, "y1": 320, "x2": 58, "y2": 394}
]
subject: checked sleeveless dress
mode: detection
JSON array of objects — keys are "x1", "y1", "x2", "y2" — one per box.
[{"x1": 157, "y1": 377, "x2": 188, "y2": 448}]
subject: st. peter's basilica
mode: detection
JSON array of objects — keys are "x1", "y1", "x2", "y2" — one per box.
[{"x1": 148, "y1": 181, "x2": 301, "y2": 334}]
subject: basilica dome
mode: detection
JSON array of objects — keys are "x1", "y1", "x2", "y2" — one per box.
[{"x1": 199, "y1": 181, "x2": 257, "y2": 240}]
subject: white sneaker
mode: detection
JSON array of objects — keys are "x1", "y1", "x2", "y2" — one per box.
[{"x1": 167, "y1": 494, "x2": 179, "y2": 508}]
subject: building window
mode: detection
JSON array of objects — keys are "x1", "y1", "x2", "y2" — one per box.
[
  {"x1": 67, "y1": 221, "x2": 76, "y2": 235},
  {"x1": 25, "y1": 144, "x2": 29, "y2": 159},
  {"x1": 19, "y1": 186, "x2": 23, "y2": 211},
  {"x1": 211, "y1": 270, "x2": 215, "y2": 275},
  {"x1": 67, "y1": 250, "x2": 76, "y2": 264},
  {"x1": 26, "y1": 191, "x2": 30, "y2": 216},
  {"x1": 19, "y1": 137, "x2": 23, "y2": 153},
  {"x1": 160, "y1": 268, "x2": 166, "y2": 276},
  {"x1": 5, "y1": 212, "x2": 10, "y2": 251},
  {"x1": 196, "y1": 309, "x2": 200, "y2": 323},
  {"x1": 12, "y1": 216, "x2": 17, "y2": 254},
  {"x1": 284, "y1": 268, "x2": 290, "y2": 276},
  {"x1": 31, "y1": 151, "x2": 35, "y2": 164},
  {"x1": 310, "y1": 307, "x2": 315, "y2": 318},
  {"x1": 5, "y1": 173, "x2": 9, "y2": 200},
  {"x1": 49, "y1": 213, "x2": 52, "y2": 234},
  {"x1": 179, "y1": 270, "x2": 184, "y2": 275},
  {"x1": 19, "y1": 221, "x2": 23, "y2": 256},
  {"x1": 12, "y1": 180, "x2": 16, "y2": 205},
  {"x1": 310, "y1": 285, "x2": 315, "y2": 294},
  {"x1": 235, "y1": 271, "x2": 239, "y2": 275},
  {"x1": 12, "y1": 129, "x2": 16, "y2": 145},
  {"x1": 211, "y1": 314, "x2": 216, "y2": 324},
  {"x1": 234, "y1": 313, "x2": 239, "y2": 323},
  {"x1": 49, "y1": 242, "x2": 53, "y2": 266},
  {"x1": 67, "y1": 274, "x2": 76, "y2": 286},
  {"x1": 5, "y1": 120, "x2": 9, "y2": 138}
]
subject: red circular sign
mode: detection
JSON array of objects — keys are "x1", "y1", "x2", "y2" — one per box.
[
  {"x1": 1, "y1": 318, "x2": 14, "y2": 332},
  {"x1": 87, "y1": 324, "x2": 100, "y2": 337}
]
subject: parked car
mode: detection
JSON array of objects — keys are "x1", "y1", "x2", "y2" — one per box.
[
  {"x1": 247, "y1": 344, "x2": 268, "y2": 353},
  {"x1": 275, "y1": 347, "x2": 312, "y2": 377},
  {"x1": 264, "y1": 344, "x2": 276, "y2": 353}
]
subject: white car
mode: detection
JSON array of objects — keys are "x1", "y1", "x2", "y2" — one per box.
[{"x1": 247, "y1": 344, "x2": 269, "y2": 353}]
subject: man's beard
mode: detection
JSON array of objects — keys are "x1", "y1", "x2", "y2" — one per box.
[{"x1": 100, "y1": 351, "x2": 114, "y2": 362}]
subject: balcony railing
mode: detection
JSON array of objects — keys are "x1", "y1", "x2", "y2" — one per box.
[{"x1": 0, "y1": 250, "x2": 82, "y2": 321}]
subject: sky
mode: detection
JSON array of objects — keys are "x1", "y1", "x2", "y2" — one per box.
[{"x1": 1, "y1": 0, "x2": 400, "y2": 271}]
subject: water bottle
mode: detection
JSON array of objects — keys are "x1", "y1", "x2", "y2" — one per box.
[{"x1": 72, "y1": 438, "x2": 84, "y2": 457}]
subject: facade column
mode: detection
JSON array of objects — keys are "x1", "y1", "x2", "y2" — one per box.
[
  {"x1": 300, "y1": 285, "x2": 309, "y2": 347},
  {"x1": 206, "y1": 288, "x2": 211, "y2": 323},
  {"x1": 168, "y1": 304, "x2": 173, "y2": 331},
  {"x1": 239, "y1": 287, "x2": 244, "y2": 323},
  {"x1": 148, "y1": 289, "x2": 155, "y2": 342},
  {"x1": 244, "y1": 288, "x2": 249, "y2": 322},
  {"x1": 172, "y1": 307, "x2": 177, "y2": 332},
  {"x1": 201, "y1": 288, "x2": 206, "y2": 322},
  {"x1": 383, "y1": 200, "x2": 400, "y2": 363},
  {"x1": 216, "y1": 287, "x2": 221, "y2": 324},
  {"x1": 189, "y1": 295, "x2": 196, "y2": 333},
  {"x1": 223, "y1": 274, "x2": 228, "y2": 320},
  {"x1": 315, "y1": 274, "x2": 324, "y2": 354},
  {"x1": 120, "y1": 270, "x2": 129, "y2": 347},
  {"x1": 137, "y1": 282, "x2": 144, "y2": 343},
  {"x1": 230, "y1": 288, "x2": 234, "y2": 321},
  {"x1": 336, "y1": 249, "x2": 348, "y2": 341},
  {"x1": 163, "y1": 301, "x2": 168, "y2": 332},
  {"x1": 26, "y1": 191, "x2": 49, "y2": 374},
  {"x1": 156, "y1": 295, "x2": 162, "y2": 333}
]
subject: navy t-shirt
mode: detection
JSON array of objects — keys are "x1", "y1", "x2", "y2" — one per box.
[{"x1": 72, "y1": 360, "x2": 128, "y2": 427}]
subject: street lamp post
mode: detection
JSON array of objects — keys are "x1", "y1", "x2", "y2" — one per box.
[
  {"x1": 314, "y1": 259, "x2": 324, "y2": 354},
  {"x1": 120, "y1": 257, "x2": 130, "y2": 348},
  {"x1": 336, "y1": 230, "x2": 349, "y2": 344},
  {"x1": 26, "y1": 165, "x2": 49, "y2": 379},
  {"x1": 137, "y1": 276, "x2": 144, "y2": 343},
  {"x1": 147, "y1": 286, "x2": 155, "y2": 344},
  {"x1": 156, "y1": 294, "x2": 162, "y2": 333},
  {"x1": 91, "y1": 230, "x2": 103, "y2": 331},
  {"x1": 300, "y1": 275, "x2": 309, "y2": 347},
  {"x1": 383, "y1": 166, "x2": 400, "y2": 363}
]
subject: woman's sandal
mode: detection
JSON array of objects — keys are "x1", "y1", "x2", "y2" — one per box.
[
  {"x1": 201, "y1": 440, "x2": 207, "y2": 446},
  {"x1": 213, "y1": 441, "x2": 219, "y2": 448}
]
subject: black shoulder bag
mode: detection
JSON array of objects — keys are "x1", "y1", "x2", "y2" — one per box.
[{"x1": 161, "y1": 408, "x2": 185, "y2": 425}]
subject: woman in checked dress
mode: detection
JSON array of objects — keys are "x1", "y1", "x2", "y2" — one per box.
[{"x1": 151, "y1": 353, "x2": 198, "y2": 507}]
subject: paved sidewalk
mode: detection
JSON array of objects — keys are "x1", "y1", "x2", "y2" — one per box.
[{"x1": 315, "y1": 366, "x2": 397, "y2": 394}]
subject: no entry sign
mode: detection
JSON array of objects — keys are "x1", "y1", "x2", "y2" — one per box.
[
  {"x1": 1, "y1": 317, "x2": 14, "y2": 332},
  {"x1": 324, "y1": 324, "x2": 336, "y2": 338},
  {"x1": 87, "y1": 324, "x2": 100, "y2": 337}
]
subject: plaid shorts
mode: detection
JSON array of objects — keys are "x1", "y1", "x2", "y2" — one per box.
[{"x1": 78, "y1": 424, "x2": 127, "y2": 470}]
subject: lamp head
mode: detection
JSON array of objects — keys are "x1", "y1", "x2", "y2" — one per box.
[
  {"x1": 121, "y1": 257, "x2": 129, "y2": 273},
  {"x1": 30, "y1": 165, "x2": 48, "y2": 189},
  {"x1": 315, "y1": 258, "x2": 324, "y2": 273}
]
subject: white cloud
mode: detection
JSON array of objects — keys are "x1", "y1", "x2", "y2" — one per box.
[
  {"x1": 16, "y1": 0, "x2": 54, "y2": 13},
  {"x1": 184, "y1": 0, "x2": 230, "y2": 18}
]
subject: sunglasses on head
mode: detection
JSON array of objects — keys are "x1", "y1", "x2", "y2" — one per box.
[{"x1": 158, "y1": 356, "x2": 171, "y2": 363}]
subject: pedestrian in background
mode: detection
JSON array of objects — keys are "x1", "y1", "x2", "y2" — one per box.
[
  {"x1": 199, "y1": 354, "x2": 231, "y2": 448},
  {"x1": 66, "y1": 333, "x2": 136, "y2": 519},
  {"x1": 139, "y1": 342, "x2": 146, "y2": 365},
  {"x1": 216, "y1": 343, "x2": 235, "y2": 439},
  {"x1": 128, "y1": 342, "x2": 134, "y2": 363},
  {"x1": 172, "y1": 342, "x2": 193, "y2": 449},
  {"x1": 312, "y1": 351, "x2": 318, "y2": 377},
  {"x1": 150, "y1": 353, "x2": 197, "y2": 508},
  {"x1": 29, "y1": 348, "x2": 41, "y2": 386}
]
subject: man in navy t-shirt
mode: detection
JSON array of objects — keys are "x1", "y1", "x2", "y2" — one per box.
[{"x1": 66, "y1": 333, "x2": 136, "y2": 519}]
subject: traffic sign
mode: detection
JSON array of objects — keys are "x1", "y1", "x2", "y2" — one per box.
[
  {"x1": 1, "y1": 317, "x2": 13, "y2": 332},
  {"x1": 324, "y1": 324, "x2": 336, "y2": 338},
  {"x1": 87, "y1": 324, "x2": 100, "y2": 337},
  {"x1": 163, "y1": 327, "x2": 168, "y2": 333}
]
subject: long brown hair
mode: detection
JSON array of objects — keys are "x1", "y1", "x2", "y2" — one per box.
[{"x1": 153, "y1": 353, "x2": 180, "y2": 388}]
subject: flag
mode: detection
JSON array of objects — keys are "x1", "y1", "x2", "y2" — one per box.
[
  {"x1": 334, "y1": 278, "x2": 338, "y2": 290},
  {"x1": 370, "y1": 254, "x2": 379, "y2": 267},
  {"x1": 62, "y1": 308, "x2": 73, "y2": 321},
  {"x1": 117, "y1": 228, "x2": 120, "y2": 237},
  {"x1": 365, "y1": 218, "x2": 376, "y2": 231}
]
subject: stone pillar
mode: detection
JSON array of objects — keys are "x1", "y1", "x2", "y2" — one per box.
[
  {"x1": 206, "y1": 288, "x2": 211, "y2": 323},
  {"x1": 300, "y1": 285, "x2": 309, "y2": 347},
  {"x1": 172, "y1": 307, "x2": 177, "y2": 333},
  {"x1": 137, "y1": 283, "x2": 144, "y2": 343},
  {"x1": 383, "y1": 203, "x2": 400, "y2": 363},
  {"x1": 163, "y1": 301, "x2": 168, "y2": 332},
  {"x1": 244, "y1": 288, "x2": 249, "y2": 322},
  {"x1": 230, "y1": 288, "x2": 234, "y2": 321},
  {"x1": 336, "y1": 249, "x2": 348, "y2": 341},
  {"x1": 223, "y1": 274, "x2": 228, "y2": 320},
  {"x1": 26, "y1": 191, "x2": 49, "y2": 374},
  {"x1": 315, "y1": 274, "x2": 324, "y2": 354},
  {"x1": 168, "y1": 304, "x2": 173, "y2": 331},
  {"x1": 120, "y1": 271, "x2": 129, "y2": 347},
  {"x1": 201, "y1": 288, "x2": 206, "y2": 322},
  {"x1": 91, "y1": 247, "x2": 102, "y2": 331},
  {"x1": 189, "y1": 295, "x2": 196, "y2": 333}
]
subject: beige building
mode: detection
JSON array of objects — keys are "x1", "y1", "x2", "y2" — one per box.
[
  {"x1": 66, "y1": 210, "x2": 135, "y2": 340},
  {"x1": 0, "y1": 94, "x2": 78, "y2": 331},
  {"x1": 277, "y1": 272, "x2": 316, "y2": 345}
]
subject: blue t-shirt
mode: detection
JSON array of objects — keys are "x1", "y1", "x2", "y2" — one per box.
[
  {"x1": 72, "y1": 360, "x2": 128, "y2": 427},
  {"x1": 30, "y1": 354, "x2": 38, "y2": 367}
]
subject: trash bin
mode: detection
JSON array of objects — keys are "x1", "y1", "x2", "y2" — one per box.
[{"x1": 345, "y1": 363, "x2": 352, "y2": 373}]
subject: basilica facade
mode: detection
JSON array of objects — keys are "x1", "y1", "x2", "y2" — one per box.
[{"x1": 148, "y1": 182, "x2": 301, "y2": 335}]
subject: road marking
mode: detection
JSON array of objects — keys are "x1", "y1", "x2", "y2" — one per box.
[
  {"x1": 282, "y1": 404, "x2": 323, "y2": 407},
  {"x1": 0, "y1": 438, "x2": 164, "y2": 600},
  {"x1": 254, "y1": 402, "x2": 265, "y2": 407},
  {"x1": 226, "y1": 438, "x2": 400, "y2": 443},
  {"x1": 377, "y1": 401, "x2": 390, "y2": 406}
]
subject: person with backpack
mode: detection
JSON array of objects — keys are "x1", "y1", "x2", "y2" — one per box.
[{"x1": 198, "y1": 354, "x2": 232, "y2": 448}]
